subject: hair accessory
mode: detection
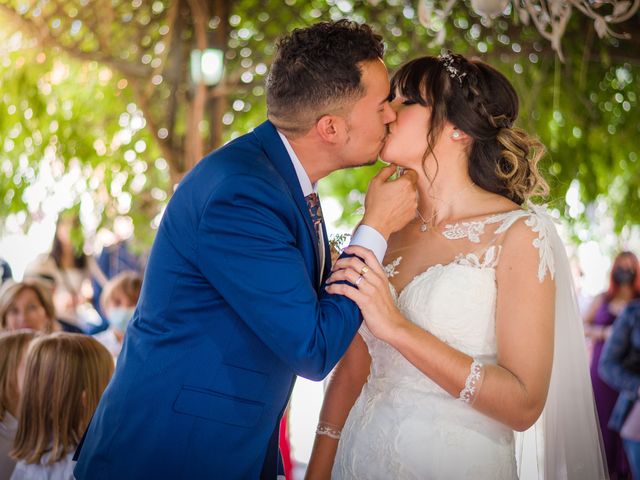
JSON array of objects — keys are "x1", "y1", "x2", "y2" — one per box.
[{"x1": 439, "y1": 51, "x2": 467, "y2": 85}]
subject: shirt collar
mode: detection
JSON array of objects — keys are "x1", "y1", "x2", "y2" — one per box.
[{"x1": 277, "y1": 131, "x2": 317, "y2": 197}]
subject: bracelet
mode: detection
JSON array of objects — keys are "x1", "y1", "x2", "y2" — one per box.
[
  {"x1": 316, "y1": 422, "x2": 342, "y2": 440},
  {"x1": 459, "y1": 359, "x2": 484, "y2": 405}
]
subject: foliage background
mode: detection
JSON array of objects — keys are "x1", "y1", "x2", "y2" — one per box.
[{"x1": 0, "y1": 0, "x2": 638, "y2": 250}]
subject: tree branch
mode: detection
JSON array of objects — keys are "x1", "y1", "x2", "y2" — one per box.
[{"x1": 0, "y1": 4, "x2": 151, "y2": 79}]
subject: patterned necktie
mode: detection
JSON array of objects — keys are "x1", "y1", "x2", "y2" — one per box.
[
  {"x1": 305, "y1": 193, "x2": 323, "y2": 230},
  {"x1": 305, "y1": 193, "x2": 326, "y2": 284}
]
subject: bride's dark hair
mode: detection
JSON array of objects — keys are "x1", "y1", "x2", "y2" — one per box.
[{"x1": 390, "y1": 53, "x2": 549, "y2": 205}]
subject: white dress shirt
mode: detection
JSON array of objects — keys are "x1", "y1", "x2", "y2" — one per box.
[{"x1": 277, "y1": 132, "x2": 387, "y2": 263}]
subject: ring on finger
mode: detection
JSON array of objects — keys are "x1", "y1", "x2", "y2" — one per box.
[
  {"x1": 360, "y1": 266, "x2": 369, "y2": 276},
  {"x1": 356, "y1": 275, "x2": 364, "y2": 286}
]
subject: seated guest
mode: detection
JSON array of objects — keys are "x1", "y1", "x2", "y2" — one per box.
[
  {"x1": 93, "y1": 271, "x2": 142, "y2": 357},
  {"x1": 0, "y1": 281, "x2": 61, "y2": 333},
  {"x1": 91, "y1": 218, "x2": 145, "y2": 330},
  {"x1": 0, "y1": 331, "x2": 37, "y2": 479},
  {"x1": 10, "y1": 333, "x2": 113, "y2": 480}
]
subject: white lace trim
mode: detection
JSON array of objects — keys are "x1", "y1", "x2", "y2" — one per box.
[
  {"x1": 459, "y1": 359, "x2": 484, "y2": 404},
  {"x1": 454, "y1": 246, "x2": 502, "y2": 269},
  {"x1": 316, "y1": 422, "x2": 342, "y2": 439},
  {"x1": 383, "y1": 248, "x2": 500, "y2": 290}
]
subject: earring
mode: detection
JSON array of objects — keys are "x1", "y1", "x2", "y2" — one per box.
[{"x1": 451, "y1": 131, "x2": 460, "y2": 139}]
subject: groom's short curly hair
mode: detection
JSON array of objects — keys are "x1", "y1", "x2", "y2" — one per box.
[{"x1": 266, "y1": 20, "x2": 384, "y2": 137}]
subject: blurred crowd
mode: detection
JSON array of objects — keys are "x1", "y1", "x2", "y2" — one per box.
[
  {"x1": 0, "y1": 210, "x2": 300, "y2": 479},
  {"x1": 0, "y1": 211, "x2": 143, "y2": 479},
  {"x1": 0, "y1": 211, "x2": 639, "y2": 479},
  {"x1": 585, "y1": 251, "x2": 640, "y2": 480}
]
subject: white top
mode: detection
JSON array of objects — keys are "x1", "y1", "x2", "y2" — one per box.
[
  {"x1": 10, "y1": 451, "x2": 75, "y2": 480},
  {"x1": 93, "y1": 328, "x2": 122, "y2": 358},
  {"x1": 277, "y1": 131, "x2": 387, "y2": 263}
]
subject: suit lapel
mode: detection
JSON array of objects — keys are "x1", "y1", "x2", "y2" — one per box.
[{"x1": 253, "y1": 121, "x2": 322, "y2": 282}]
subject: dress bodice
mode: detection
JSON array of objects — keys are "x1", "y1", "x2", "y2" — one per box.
[
  {"x1": 359, "y1": 205, "x2": 556, "y2": 397},
  {"x1": 360, "y1": 261, "x2": 499, "y2": 397}
]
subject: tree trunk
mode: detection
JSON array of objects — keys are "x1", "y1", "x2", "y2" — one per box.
[
  {"x1": 163, "y1": 0, "x2": 230, "y2": 184},
  {"x1": 179, "y1": 0, "x2": 231, "y2": 175},
  {"x1": 206, "y1": 0, "x2": 230, "y2": 155}
]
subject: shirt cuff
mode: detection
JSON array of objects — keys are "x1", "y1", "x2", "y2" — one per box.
[{"x1": 350, "y1": 225, "x2": 387, "y2": 264}]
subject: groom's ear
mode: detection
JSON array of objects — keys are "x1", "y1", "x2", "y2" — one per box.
[{"x1": 315, "y1": 115, "x2": 346, "y2": 144}]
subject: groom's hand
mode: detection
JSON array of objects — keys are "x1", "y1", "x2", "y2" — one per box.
[{"x1": 361, "y1": 165, "x2": 418, "y2": 240}]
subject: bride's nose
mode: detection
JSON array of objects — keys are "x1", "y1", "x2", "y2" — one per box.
[{"x1": 383, "y1": 102, "x2": 397, "y2": 124}]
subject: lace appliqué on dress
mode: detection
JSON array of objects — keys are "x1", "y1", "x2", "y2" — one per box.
[
  {"x1": 443, "y1": 211, "x2": 520, "y2": 244},
  {"x1": 442, "y1": 221, "x2": 486, "y2": 243},
  {"x1": 383, "y1": 257, "x2": 402, "y2": 278},
  {"x1": 445, "y1": 205, "x2": 558, "y2": 283},
  {"x1": 454, "y1": 246, "x2": 502, "y2": 270}
]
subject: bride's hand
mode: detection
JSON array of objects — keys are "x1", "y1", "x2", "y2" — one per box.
[{"x1": 325, "y1": 245, "x2": 407, "y2": 342}]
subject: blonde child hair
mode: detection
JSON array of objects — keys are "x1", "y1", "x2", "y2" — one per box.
[
  {"x1": 99, "y1": 271, "x2": 142, "y2": 313},
  {"x1": 11, "y1": 333, "x2": 114, "y2": 464},
  {"x1": 0, "y1": 330, "x2": 37, "y2": 421}
]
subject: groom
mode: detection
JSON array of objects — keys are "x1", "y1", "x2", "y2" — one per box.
[{"x1": 74, "y1": 20, "x2": 417, "y2": 479}]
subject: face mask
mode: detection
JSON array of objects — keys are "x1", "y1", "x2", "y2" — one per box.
[
  {"x1": 107, "y1": 307, "x2": 135, "y2": 332},
  {"x1": 613, "y1": 267, "x2": 637, "y2": 285}
]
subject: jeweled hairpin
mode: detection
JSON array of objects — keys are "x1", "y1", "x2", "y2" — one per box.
[{"x1": 439, "y1": 52, "x2": 467, "y2": 85}]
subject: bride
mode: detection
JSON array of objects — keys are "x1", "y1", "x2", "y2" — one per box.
[{"x1": 305, "y1": 53, "x2": 607, "y2": 479}]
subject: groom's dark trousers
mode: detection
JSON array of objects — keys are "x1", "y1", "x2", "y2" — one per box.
[{"x1": 73, "y1": 120, "x2": 362, "y2": 479}]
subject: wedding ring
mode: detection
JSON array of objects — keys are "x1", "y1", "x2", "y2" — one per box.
[
  {"x1": 360, "y1": 266, "x2": 369, "y2": 276},
  {"x1": 356, "y1": 275, "x2": 364, "y2": 286}
]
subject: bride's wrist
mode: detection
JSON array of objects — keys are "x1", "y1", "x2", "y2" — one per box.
[
  {"x1": 379, "y1": 311, "x2": 412, "y2": 347},
  {"x1": 316, "y1": 421, "x2": 342, "y2": 440}
]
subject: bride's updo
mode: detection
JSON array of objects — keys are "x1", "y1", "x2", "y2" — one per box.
[{"x1": 390, "y1": 53, "x2": 549, "y2": 205}]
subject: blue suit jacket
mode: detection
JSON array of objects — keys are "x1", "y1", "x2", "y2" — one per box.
[{"x1": 74, "y1": 121, "x2": 362, "y2": 479}]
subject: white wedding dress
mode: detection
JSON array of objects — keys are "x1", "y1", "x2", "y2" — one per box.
[{"x1": 332, "y1": 206, "x2": 607, "y2": 479}]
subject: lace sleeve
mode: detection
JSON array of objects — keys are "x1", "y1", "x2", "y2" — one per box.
[
  {"x1": 523, "y1": 203, "x2": 558, "y2": 282},
  {"x1": 495, "y1": 203, "x2": 558, "y2": 283}
]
